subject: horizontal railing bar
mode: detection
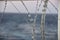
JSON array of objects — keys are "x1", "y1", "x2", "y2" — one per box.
[{"x1": 0, "y1": 0, "x2": 39, "y2": 1}]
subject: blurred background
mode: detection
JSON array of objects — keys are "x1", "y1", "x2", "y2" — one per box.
[{"x1": 0, "y1": 0, "x2": 58, "y2": 40}]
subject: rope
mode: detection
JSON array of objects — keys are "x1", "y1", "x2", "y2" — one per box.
[
  {"x1": 39, "y1": 0, "x2": 57, "y2": 12},
  {"x1": 40, "y1": 0, "x2": 49, "y2": 40},
  {"x1": 39, "y1": 0, "x2": 51, "y2": 13}
]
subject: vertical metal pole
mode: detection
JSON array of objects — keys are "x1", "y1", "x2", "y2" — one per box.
[
  {"x1": 58, "y1": 0, "x2": 60, "y2": 40},
  {"x1": 40, "y1": 0, "x2": 48, "y2": 40}
]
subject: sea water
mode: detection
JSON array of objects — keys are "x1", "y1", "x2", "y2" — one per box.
[{"x1": 0, "y1": 13, "x2": 58, "y2": 40}]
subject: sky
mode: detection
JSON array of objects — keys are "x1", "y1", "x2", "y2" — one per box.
[{"x1": 0, "y1": 0, "x2": 58, "y2": 14}]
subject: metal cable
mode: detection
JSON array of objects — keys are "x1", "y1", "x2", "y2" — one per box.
[
  {"x1": 0, "y1": 0, "x2": 7, "y2": 23},
  {"x1": 46, "y1": 6, "x2": 51, "y2": 13},
  {"x1": 10, "y1": 1, "x2": 20, "y2": 13},
  {"x1": 20, "y1": 1, "x2": 36, "y2": 40},
  {"x1": 20, "y1": 0, "x2": 32, "y2": 24},
  {"x1": 20, "y1": 0, "x2": 39, "y2": 40},
  {"x1": 20, "y1": 0, "x2": 29, "y2": 13},
  {"x1": 20, "y1": 0, "x2": 31, "y2": 24},
  {"x1": 49, "y1": 0, "x2": 58, "y2": 12}
]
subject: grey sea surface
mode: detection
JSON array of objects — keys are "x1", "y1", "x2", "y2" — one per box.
[{"x1": 0, "y1": 13, "x2": 58, "y2": 40}]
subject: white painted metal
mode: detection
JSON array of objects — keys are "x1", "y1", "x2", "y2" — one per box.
[{"x1": 58, "y1": 0, "x2": 60, "y2": 40}]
